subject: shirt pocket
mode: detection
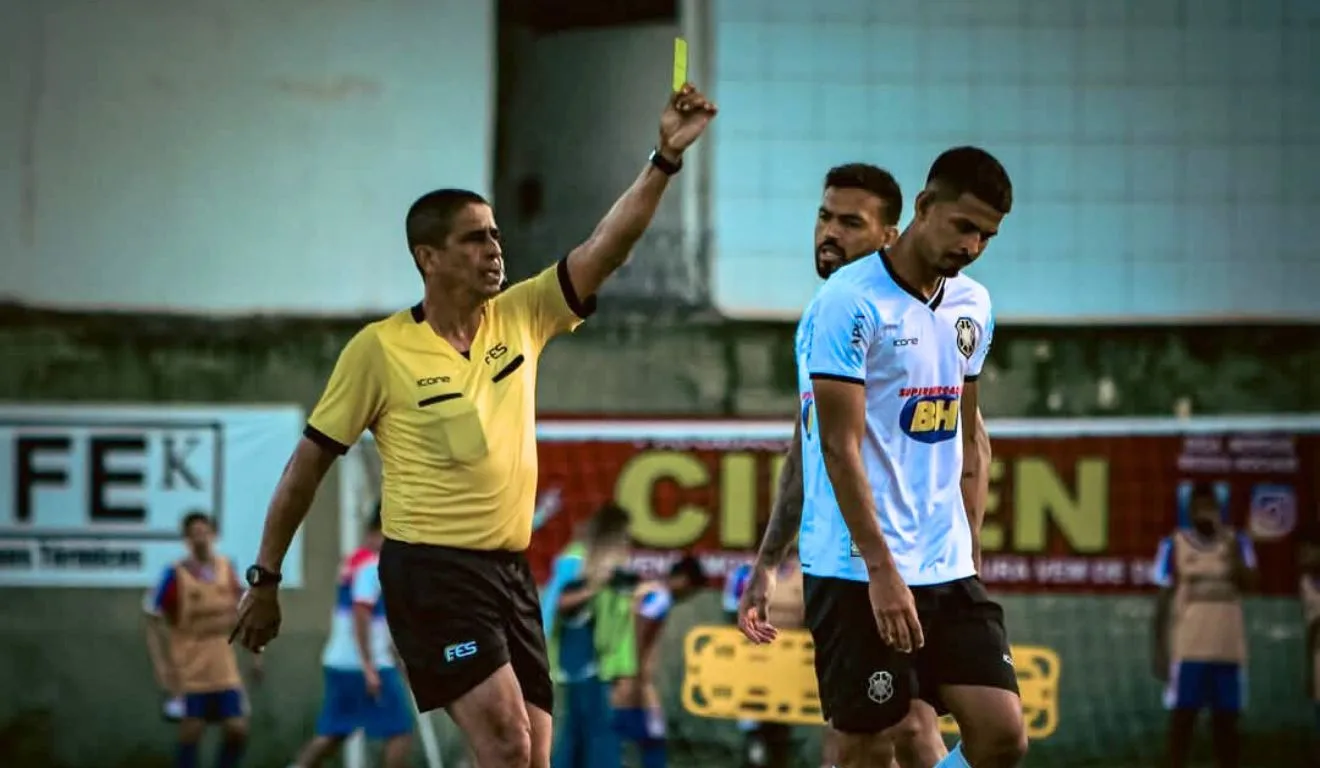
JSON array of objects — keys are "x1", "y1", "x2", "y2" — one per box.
[{"x1": 416, "y1": 393, "x2": 489, "y2": 462}]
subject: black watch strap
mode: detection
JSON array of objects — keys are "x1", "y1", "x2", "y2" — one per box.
[
  {"x1": 245, "y1": 564, "x2": 282, "y2": 587},
  {"x1": 649, "y1": 147, "x2": 682, "y2": 175}
]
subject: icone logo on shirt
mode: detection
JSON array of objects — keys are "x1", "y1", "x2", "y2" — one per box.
[{"x1": 899, "y1": 393, "x2": 960, "y2": 443}]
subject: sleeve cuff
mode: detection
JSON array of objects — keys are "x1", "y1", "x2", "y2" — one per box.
[
  {"x1": 809, "y1": 372, "x2": 865, "y2": 386},
  {"x1": 303, "y1": 424, "x2": 349, "y2": 456},
  {"x1": 964, "y1": 374, "x2": 981, "y2": 382},
  {"x1": 556, "y1": 257, "x2": 598, "y2": 319}
]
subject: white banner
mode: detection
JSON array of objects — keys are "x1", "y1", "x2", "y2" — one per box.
[{"x1": 0, "y1": 404, "x2": 305, "y2": 588}]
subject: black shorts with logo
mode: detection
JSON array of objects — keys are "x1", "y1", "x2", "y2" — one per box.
[
  {"x1": 378, "y1": 538, "x2": 552, "y2": 715},
  {"x1": 804, "y1": 574, "x2": 1019, "y2": 734}
]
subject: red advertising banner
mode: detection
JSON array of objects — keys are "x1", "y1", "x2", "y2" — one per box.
[{"x1": 527, "y1": 418, "x2": 1318, "y2": 595}]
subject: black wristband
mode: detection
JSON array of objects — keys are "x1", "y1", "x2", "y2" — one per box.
[{"x1": 649, "y1": 147, "x2": 682, "y2": 175}]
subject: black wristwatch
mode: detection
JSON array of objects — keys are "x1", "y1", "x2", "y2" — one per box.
[
  {"x1": 245, "y1": 564, "x2": 282, "y2": 588},
  {"x1": 649, "y1": 147, "x2": 682, "y2": 175}
]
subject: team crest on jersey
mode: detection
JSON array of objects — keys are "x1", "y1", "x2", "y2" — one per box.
[
  {"x1": 954, "y1": 317, "x2": 977, "y2": 359},
  {"x1": 899, "y1": 394, "x2": 960, "y2": 444}
]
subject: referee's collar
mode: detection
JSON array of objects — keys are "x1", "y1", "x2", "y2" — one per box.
[
  {"x1": 877, "y1": 249, "x2": 945, "y2": 311},
  {"x1": 410, "y1": 303, "x2": 424, "y2": 322}
]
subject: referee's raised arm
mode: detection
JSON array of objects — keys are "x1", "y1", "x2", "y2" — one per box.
[
  {"x1": 232, "y1": 81, "x2": 719, "y2": 767},
  {"x1": 561, "y1": 83, "x2": 717, "y2": 300}
]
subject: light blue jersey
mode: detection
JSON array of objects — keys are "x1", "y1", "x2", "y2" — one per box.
[{"x1": 794, "y1": 251, "x2": 993, "y2": 586}]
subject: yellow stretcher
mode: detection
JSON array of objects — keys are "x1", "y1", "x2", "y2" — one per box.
[{"x1": 681, "y1": 626, "x2": 1060, "y2": 740}]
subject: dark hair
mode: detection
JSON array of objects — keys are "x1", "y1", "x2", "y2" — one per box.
[
  {"x1": 585, "y1": 502, "x2": 631, "y2": 544},
  {"x1": 405, "y1": 189, "x2": 489, "y2": 272},
  {"x1": 823, "y1": 163, "x2": 903, "y2": 226},
  {"x1": 1189, "y1": 482, "x2": 1220, "y2": 505},
  {"x1": 924, "y1": 146, "x2": 1013, "y2": 214},
  {"x1": 180, "y1": 511, "x2": 214, "y2": 535},
  {"x1": 669, "y1": 553, "x2": 708, "y2": 588}
]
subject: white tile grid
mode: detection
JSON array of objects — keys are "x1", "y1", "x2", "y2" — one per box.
[{"x1": 710, "y1": 0, "x2": 1320, "y2": 319}]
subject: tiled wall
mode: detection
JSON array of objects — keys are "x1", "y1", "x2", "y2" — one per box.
[{"x1": 709, "y1": 0, "x2": 1320, "y2": 320}]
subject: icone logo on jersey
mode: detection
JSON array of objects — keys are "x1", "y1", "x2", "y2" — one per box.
[{"x1": 898, "y1": 386, "x2": 962, "y2": 443}]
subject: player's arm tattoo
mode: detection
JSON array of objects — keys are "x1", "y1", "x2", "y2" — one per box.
[{"x1": 756, "y1": 420, "x2": 804, "y2": 569}]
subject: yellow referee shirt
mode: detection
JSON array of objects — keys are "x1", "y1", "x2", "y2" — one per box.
[{"x1": 305, "y1": 259, "x2": 595, "y2": 551}]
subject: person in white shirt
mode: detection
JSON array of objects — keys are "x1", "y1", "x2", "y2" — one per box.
[
  {"x1": 788, "y1": 147, "x2": 1026, "y2": 768},
  {"x1": 737, "y1": 163, "x2": 947, "y2": 768},
  {"x1": 292, "y1": 509, "x2": 413, "y2": 767}
]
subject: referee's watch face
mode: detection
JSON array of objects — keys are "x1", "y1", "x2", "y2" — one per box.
[{"x1": 415, "y1": 202, "x2": 506, "y2": 299}]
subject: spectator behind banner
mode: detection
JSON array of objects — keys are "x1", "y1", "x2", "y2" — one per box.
[
  {"x1": 540, "y1": 502, "x2": 632, "y2": 768},
  {"x1": 611, "y1": 554, "x2": 709, "y2": 768}
]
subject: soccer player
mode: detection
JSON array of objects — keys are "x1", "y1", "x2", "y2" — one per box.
[
  {"x1": 610, "y1": 555, "x2": 708, "y2": 768},
  {"x1": 292, "y1": 508, "x2": 412, "y2": 768},
  {"x1": 144, "y1": 512, "x2": 255, "y2": 768},
  {"x1": 229, "y1": 83, "x2": 717, "y2": 768},
  {"x1": 787, "y1": 147, "x2": 1024, "y2": 768},
  {"x1": 738, "y1": 163, "x2": 949, "y2": 768},
  {"x1": 1152, "y1": 482, "x2": 1257, "y2": 768}
]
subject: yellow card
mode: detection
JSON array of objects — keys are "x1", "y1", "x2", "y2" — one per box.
[{"x1": 672, "y1": 37, "x2": 688, "y2": 92}]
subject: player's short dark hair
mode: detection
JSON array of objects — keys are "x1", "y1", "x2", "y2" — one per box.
[
  {"x1": 823, "y1": 163, "x2": 903, "y2": 226},
  {"x1": 180, "y1": 511, "x2": 214, "y2": 535},
  {"x1": 1189, "y1": 482, "x2": 1220, "y2": 505},
  {"x1": 669, "y1": 553, "x2": 708, "y2": 588},
  {"x1": 924, "y1": 146, "x2": 1013, "y2": 215},
  {"x1": 585, "y1": 502, "x2": 631, "y2": 544},
  {"x1": 405, "y1": 188, "x2": 489, "y2": 252}
]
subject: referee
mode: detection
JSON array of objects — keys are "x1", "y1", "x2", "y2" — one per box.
[{"x1": 231, "y1": 82, "x2": 718, "y2": 768}]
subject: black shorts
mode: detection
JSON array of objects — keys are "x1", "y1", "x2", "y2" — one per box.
[
  {"x1": 804, "y1": 574, "x2": 1019, "y2": 734},
  {"x1": 378, "y1": 538, "x2": 552, "y2": 715}
]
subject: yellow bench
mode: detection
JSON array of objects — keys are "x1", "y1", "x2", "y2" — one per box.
[{"x1": 681, "y1": 626, "x2": 1060, "y2": 740}]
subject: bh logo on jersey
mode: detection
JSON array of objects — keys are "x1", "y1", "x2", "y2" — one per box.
[{"x1": 899, "y1": 393, "x2": 960, "y2": 444}]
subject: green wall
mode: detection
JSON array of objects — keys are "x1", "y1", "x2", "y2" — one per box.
[{"x1": 1, "y1": 307, "x2": 1315, "y2": 767}]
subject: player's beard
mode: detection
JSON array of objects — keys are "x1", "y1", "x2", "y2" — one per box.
[{"x1": 815, "y1": 241, "x2": 848, "y2": 278}]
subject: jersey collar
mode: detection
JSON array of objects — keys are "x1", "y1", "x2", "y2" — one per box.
[{"x1": 877, "y1": 249, "x2": 945, "y2": 311}]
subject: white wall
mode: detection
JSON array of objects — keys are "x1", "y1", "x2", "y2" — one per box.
[
  {"x1": 0, "y1": 0, "x2": 495, "y2": 314},
  {"x1": 496, "y1": 21, "x2": 703, "y2": 304},
  {"x1": 708, "y1": 0, "x2": 1320, "y2": 321}
]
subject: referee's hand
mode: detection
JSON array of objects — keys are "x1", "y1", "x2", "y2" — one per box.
[
  {"x1": 229, "y1": 586, "x2": 281, "y2": 653},
  {"x1": 867, "y1": 567, "x2": 924, "y2": 653},
  {"x1": 736, "y1": 564, "x2": 779, "y2": 644}
]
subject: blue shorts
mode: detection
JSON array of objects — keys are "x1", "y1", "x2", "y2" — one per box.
[
  {"x1": 1164, "y1": 661, "x2": 1245, "y2": 712},
  {"x1": 183, "y1": 688, "x2": 247, "y2": 722},
  {"x1": 316, "y1": 667, "x2": 413, "y2": 739}
]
